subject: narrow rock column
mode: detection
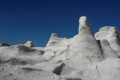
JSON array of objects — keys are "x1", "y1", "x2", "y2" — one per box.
[
  {"x1": 70, "y1": 16, "x2": 103, "y2": 63},
  {"x1": 78, "y1": 16, "x2": 93, "y2": 35}
]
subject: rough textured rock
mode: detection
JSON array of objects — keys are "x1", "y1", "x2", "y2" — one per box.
[
  {"x1": 95, "y1": 26, "x2": 120, "y2": 57},
  {"x1": 70, "y1": 16, "x2": 103, "y2": 62},
  {"x1": 99, "y1": 40, "x2": 117, "y2": 58},
  {"x1": 0, "y1": 16, "x2": 120, "y2": 80}
]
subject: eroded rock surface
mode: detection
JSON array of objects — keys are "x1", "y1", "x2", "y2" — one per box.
[{"x1": 0, "y1": 16, "x2": 120, "y2": 80}]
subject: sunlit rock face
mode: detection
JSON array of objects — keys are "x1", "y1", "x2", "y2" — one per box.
[
  {"x1": 70, "y1": 16, "x2": 103, "y2": 62},
  {"x1": 78, "y1": 16, "x2": 92, "y2": 34},
  {"x1": 95, "y1": 27, "x2": 120, "y2": 57},
  {"x1": 0, "y1": 16, "x2": 120, "y2": 80},
  {"x1": 24, "y1": 41, "x2": 34, "y2": 47}
]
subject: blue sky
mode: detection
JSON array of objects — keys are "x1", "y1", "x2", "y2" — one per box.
[{"x1": 0, "y1": 0, "x2": 120, "y2": 46}]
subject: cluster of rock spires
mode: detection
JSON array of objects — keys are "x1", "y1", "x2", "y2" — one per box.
[{"x1": 0, "y1": 16, "x2": 120, "y2": 80}]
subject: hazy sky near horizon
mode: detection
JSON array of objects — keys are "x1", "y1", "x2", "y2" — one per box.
[{"x1": 0, "y1": 0, "x2": 120, "y2": 46}]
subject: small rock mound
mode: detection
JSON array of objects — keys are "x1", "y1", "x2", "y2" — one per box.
[
  {"x1": 0, "y1": 42, "x2": 10, "y2": 47},
  {"x1": 24, "y1": 41, "x2": 34, "y2": 47}
]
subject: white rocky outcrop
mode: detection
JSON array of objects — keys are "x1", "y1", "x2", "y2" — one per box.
[
  {"x1": 46, "y1": 33, "x2": 59, "y2": 47},
  {"x1": 95, "y1": 26, "x2": 120, "y2": 57},
  {"x1": 0, "y1": 16, "x2": 120, "y2": 80},
  {"x1": 43, "y1": 16, "x2": 104, "y2": 79},
  {"x1": 46, "y1": 16, "x2": 103, "y2": 63},
  {"x1": 70, "y1": 16, "x2": 103, "y2": 62},
  {"x1": 24, "y1": 41, "x2": 34, "y2": 47}
]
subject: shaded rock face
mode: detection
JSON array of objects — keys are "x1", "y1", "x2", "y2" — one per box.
[
  {"x1": 99, "y1": 40, "x2": 117, "y2": 58},
  {"x1": 3, "y1": 58, "x2": 27, "y2": 65},
  {"x1": 53, "y1": 63, "x2": 65, "y2": 75},
  {"x1": 0, "y1": 42, "x2": 10, "y2": 47},
  {"x1": 95, "y1": 27, "x2": 120, "y2": 57},
  {"x1": 16, "y1": 45, "x2": 36, "y2": 52}
]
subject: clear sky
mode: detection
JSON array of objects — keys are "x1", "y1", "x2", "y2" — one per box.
[{"x1": 0, "y1": 0, "x2": 120, "y2": 46}]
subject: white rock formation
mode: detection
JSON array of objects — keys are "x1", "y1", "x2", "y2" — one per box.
[
  {"x1": 0, "y1": 16, "x2": 120, "y2": 80},
  {"x1": 95, "y1": 26, "x2": 120, "y2": 57},
  {"x1": 70, "y1": 16, "x2": 103, "y2": 62},
  {"x1": 24, "y1": 41, "x2": 34, "y2": 47}
]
